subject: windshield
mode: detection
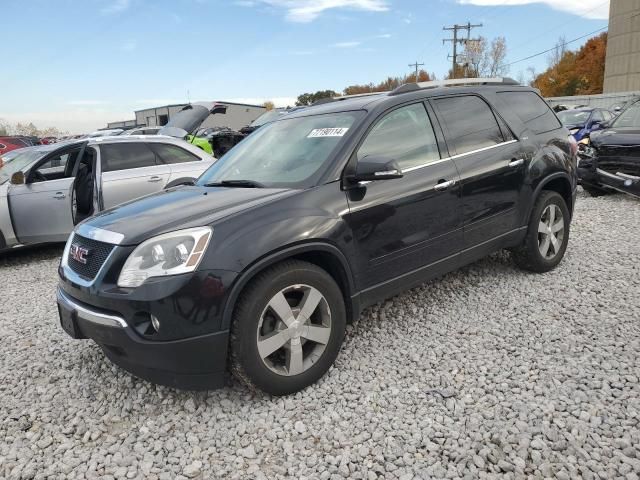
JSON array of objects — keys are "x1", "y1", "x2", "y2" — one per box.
[
  {"x1": 0, "y1": 148, "x2": 48, "y2": 184},
  {"x1": 197, "y1": 111, "x2": 362, "y2": 189},
  {"x1": 611, "y1": 102, "x2": 640, "y2": 128},
  {"x1": 557, "y1": 110, "x2": 591, "y2": 126},
  {"x1": 249, "y1": 110, "x2": 283, "y2": 127}
]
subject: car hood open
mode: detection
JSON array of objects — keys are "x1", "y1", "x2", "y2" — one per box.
[
  {"x1": 157, "y1": 105, "x2": 211, "y2": 137},
  {"x1": 81, "y1": 185, "x2": 296, "y2": 245}
]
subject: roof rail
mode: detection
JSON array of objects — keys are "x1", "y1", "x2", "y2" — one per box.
[
  {"x1": 390, "y1": 77, "x2": 520, "y2": 96},
  {"x1": 312, "y1": 91, "x2": 389, "y2": 106}
]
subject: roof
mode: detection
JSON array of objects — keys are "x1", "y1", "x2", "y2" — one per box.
[{"x1": 135, "y1": 100, "x2": 266, "y2": 113}]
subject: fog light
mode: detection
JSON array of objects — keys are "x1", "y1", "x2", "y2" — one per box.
[{"x1": 151, "y1": 314, "x2": 160, "y2": 332}]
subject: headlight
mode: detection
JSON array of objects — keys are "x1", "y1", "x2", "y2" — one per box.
[{"x1": 117, "y1": 227, "x2": 213, "y2": 288}]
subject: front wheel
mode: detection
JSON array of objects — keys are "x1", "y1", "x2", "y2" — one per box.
[
  {"x1": 230, "y1": 260, "x2": 346, "y2": 396},
  {"x1": 512, "y1": 191, "x2": 570, "y2": 273}
]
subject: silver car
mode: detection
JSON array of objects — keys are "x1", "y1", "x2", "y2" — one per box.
[{"x1": 0, "y1": 136, "x2": 215, "y2": 251}]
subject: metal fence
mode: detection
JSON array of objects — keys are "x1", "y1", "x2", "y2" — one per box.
[{"x1": 546, "y1": 91, "x2": 640, "y2": 110}]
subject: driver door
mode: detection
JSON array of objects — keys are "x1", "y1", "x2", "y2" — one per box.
[{"x1": 9, "y1": 146, "x2": 82, "y2": 245}]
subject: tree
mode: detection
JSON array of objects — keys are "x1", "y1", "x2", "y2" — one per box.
[
  {"x1": 454, "y1": 36, "x2": 508, "y2": 79},
  {"x1": 532, "y1": 32, "x2": 607, "y2": 97},
  {"x1": 343, "y1": 70, "x2": 432, "y2": 95},
  {"x1": 295, "y1": 90, "x2": 338, "y2": 106},
  {"x1": 263, "y1": 101, "x2": 275, "y2": 111}
]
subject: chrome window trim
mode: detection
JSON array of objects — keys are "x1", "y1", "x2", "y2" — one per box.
[
  {"x1": 57, "y1": 288, "x2": 126, "y2": 328},
  {"x1": 402, "y1": 139, "x2": 518, "y2": 173},
  {"x1": 76, "y1": 224, "x2": 125, "y2": 245}
]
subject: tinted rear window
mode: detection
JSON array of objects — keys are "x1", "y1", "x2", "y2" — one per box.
[
  {"x1": 434, "y1": 95, "x2": 505, "y2": 155},
  {"x1": 497, "y1": 91, "x2": 562, "y2": 133},
  {"x1": 101, "y1": 143, "x2": 157, "y2": 172}
]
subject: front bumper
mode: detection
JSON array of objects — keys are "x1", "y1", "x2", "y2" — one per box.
[
  {"x1": 578, "y1": 164, "x2": 640, "y2": 197},
  {"x1": 57, "y1": 266, "x2": 235, "y2": 390}
]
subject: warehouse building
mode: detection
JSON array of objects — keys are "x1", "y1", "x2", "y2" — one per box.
[
  {"x1": 604, "y1": 0, "x2": 640, "y2": 93},
  {"x1": 134, "y1": 101, "x2": 265, "y2": 130}
]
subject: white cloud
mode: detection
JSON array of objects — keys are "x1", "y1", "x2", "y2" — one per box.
[
  {"x1": 101, "y1": 0, "x2": 131, "y2": 14},
  {"x1": 331, "y1": 41, "x2": 362, "y2": 48},
  {"x1": 376, "y1": 33, "x2": 392, "y2": 39},
  {"x1": 457, "y1": 0, "x2": 609, "y2": 20},
  {"x1": 248, "y1": 0, "x2": 389, "y2": 22}
]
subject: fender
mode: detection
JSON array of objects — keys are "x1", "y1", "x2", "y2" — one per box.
[
  {"x1": 530, "y1": 171, "x2": 575, "y2": 220},
  {"x1": 221, "y1": 241, "x2": 358, "y2": 329}
]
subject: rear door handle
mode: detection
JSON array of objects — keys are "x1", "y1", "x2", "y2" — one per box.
[
  {"x1": 53, "y1": 192, "x2": 66, "y2": 199},
  {"x1": 509, "y1": 158, "x2": 525, "y2": 168},
  {"x1": 148, "y1": 176, "x2": 162, "y2": 183},
  {"x1": 434, "y1": 179, "x2": 455, "y2": 191}
]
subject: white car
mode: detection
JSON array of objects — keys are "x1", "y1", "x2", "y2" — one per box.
[{"x1": 0, "y1": 136, "x2": 215, "y2": 251}]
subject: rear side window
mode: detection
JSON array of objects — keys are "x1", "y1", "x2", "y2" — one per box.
[
  {"x1": 433, "y1": 95, "x2": 504, "y2": 155},
  {"x1": 150, "y1": 143, "x2": 201, "y2": 164},
  {"x1": 497, "y1": 91, "x2": 562, "y2": 134},
  {"x1": 101, "y1": 143, "x2": 157, "y2": 172}
]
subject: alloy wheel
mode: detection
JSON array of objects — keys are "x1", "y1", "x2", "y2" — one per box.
[
  {"x1": 538, "y1": 204, "x2": 565, "y2": 260},
  {"x1": 256, "y1": 284, "x2": 332, "y2": 376}
]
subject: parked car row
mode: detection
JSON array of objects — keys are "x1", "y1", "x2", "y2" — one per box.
[{"x1": 50, "y1": 77, "x2": 579, "y2": 395}]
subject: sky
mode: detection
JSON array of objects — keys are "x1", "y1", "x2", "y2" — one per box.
[{"x1": 0, "y1": 0, "x2": 609, "y2": 133}]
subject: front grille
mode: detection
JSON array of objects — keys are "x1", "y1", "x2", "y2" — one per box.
[
  {"x1": 598, "y1": 159, "x2": 640, "y2": 177},
  {"x1": 67, "y1": 234, "x2": 115, "y2": 281}
]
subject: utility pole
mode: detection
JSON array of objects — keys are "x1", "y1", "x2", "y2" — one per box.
[
  {"x1": 408, "y1": 61, "x2": 425, "y2": 81},
  {"x1": 443, "y1": 22, "x2": 482, "y2": 78}
]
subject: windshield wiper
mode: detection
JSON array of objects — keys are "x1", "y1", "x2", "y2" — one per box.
[{"x1": 204, "y1": 179, "x2": 265, "y2": 188}]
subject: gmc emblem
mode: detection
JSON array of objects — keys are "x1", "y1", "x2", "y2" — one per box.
[{"x1": 69, "y1": 244, "x2": 90, "y2": 265}]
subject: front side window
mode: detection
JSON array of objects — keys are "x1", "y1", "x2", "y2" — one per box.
[
  {"x1": 101, "y1": 143, "x2": 157, "y2": 172},
  {"x1": 150, "y1": 143, "x2": 200, "y2": 164},
  {"x1": 357, "y1": 103, "x2": 440, "y2": 170},
  {"x1": 434, "y1": 95, "x2": 504, "y2": 155},
  {"x1": 197, "y1": 111, "x2": 362, "y2": 189},
  {"x1": 591, "y1": 110, "x2": 604, "y2": 123}
]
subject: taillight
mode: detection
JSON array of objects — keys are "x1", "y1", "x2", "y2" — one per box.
[{"x1": 568, "y1": 134, "x2": 578, "y2": 157}]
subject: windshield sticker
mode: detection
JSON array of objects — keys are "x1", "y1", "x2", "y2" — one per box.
[{"x1": 307, "y1": 128, "x2": 349, "y2": 138}]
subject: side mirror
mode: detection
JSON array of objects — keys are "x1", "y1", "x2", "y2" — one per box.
[
  {"x1": 350, "y1": 155, "x2": 403, "y2": 183},
  {"x1": 10, "y1": 171, "x2": 25, "y2": 185}
]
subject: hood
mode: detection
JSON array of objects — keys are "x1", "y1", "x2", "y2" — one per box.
[
  {"x1": 591, "y1": 128, "x2": 640, "y2": 147},
  {"x1": 82, "y1": 185, "x2": 295, "y2": 245},
  {"x1": 158, "y1": 105, "x2": 211, "y2": 137}
]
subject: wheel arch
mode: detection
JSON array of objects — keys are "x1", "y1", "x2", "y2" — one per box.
[
  {"x1": 222, "y1": 242, "x2": 358, "y2": 330},
  {"x1": 532, "y1": 172, "x2": 575, "y2": 218}
]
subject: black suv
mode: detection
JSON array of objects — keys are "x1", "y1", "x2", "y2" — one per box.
[{"x1": 57, "y1": 78, "x2": 577, "y2": 395}]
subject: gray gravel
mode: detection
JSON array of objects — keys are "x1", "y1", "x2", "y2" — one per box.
[{"x1": 1, "y1": 189, "x2": 639, "y2": 480}]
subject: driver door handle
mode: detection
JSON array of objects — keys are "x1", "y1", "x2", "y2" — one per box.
[
  {"x1": 148, "y1": 176, "x2": 162, "y2": 183},
  {"x1": 53, "y1": 192, "x2": 66, "y2": 199},
  {"x1": 434, "y1": 179, "x2": 455, "y2": 191}
]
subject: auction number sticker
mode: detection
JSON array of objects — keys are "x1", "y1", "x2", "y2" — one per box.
[{"x1": 307, "y1": 127, "x2": 349, "y2": 138}]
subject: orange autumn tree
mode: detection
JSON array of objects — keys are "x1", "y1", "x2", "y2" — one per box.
[
  {"x1": 533, "y1": 32, "x2": 607, "y2": 97},
  {"x1": 343, "y1": 70, "x2": 433, "y2": 95}
]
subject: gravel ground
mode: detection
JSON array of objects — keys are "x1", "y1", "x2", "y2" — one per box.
[{"x1": 1, "y1": 189, "x2": 639, "y2": 480}]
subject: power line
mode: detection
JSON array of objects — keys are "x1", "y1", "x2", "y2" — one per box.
[
  {"x1": 505, "y1": 26, "x2": 608, "y2": 67},
  {"x1": 443, "y1": 22, "x2": 483, "y2": 77},
  {"x1": 409, "y1": 61, "x2": 425, "y2": 79}
]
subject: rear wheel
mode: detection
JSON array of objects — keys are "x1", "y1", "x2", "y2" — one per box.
[
  {"x1": 230, "y1": 260, "x2": 346, "y2": 395},
  {"x1": 513, "y1": 191, "x2": 570, "y2": 273}
]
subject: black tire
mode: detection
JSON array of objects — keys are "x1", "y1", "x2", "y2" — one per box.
[
  {"x1": 512, "y1": 191, "x2": 570, "y2": 273},
  {"x1": 582, "y1": 183, "x2": 611, "y2": 197},
  {"x1": 230, "y1": 260, "x2": 346, "y2": 396}
]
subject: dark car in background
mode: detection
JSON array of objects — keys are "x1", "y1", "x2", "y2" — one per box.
[
  {"x1": 557, "y1": 107, "x2": 615, "y2": 142},
  {"x1": 57, "y1": 78, "x2": 577, "y2": 395},
  {"x1": 578, "y1": 101, "x2": 640, "y2": 198}
]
